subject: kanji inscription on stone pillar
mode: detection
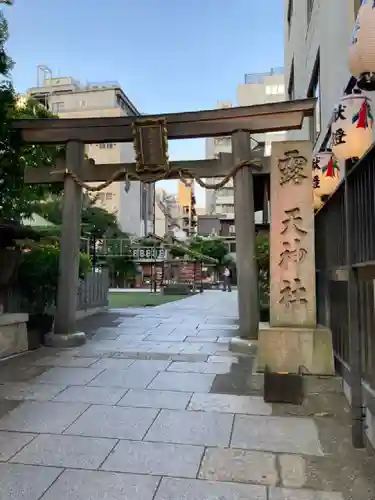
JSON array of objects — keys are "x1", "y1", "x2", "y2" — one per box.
[{"x1": 270, "y1": 141, "x2": 316, "y2": 328}]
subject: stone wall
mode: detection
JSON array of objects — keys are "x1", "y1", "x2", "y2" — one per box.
[{"x1": 0, "y1": 313, "x2": 28, "y2": 359}]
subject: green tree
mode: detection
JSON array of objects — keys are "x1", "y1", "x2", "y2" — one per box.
[
  {"x1": 34, "y1": 194, "x2": 121, "y2": 239},
  {"x1": 189, "y1": 236, "x2": 230, "y2": 265},
  {"x1": 0, "y1": 11, "x2": 62, "y2": 222}
]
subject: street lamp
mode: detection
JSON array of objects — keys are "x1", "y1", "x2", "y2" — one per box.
[{"x1": 348, "y1": 0, "x2": 375, "y2": 90}]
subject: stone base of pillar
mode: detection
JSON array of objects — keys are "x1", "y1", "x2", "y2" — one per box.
[
  {"x1": 256, "y1": 324, "x2": 335, "y2": 375},
  {"x1": 229, "y1": 337, "x2": 257, "y2": 356},
  {"x1": 44, "y1": 331, "x2": 86, "y2": 348}
]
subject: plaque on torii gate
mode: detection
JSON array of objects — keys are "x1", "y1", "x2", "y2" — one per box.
[{"x1": 14, "y1": 98, "x2": 316, "y2": 347}]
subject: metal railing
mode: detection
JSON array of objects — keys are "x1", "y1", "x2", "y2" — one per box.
[{"x1": 315, "y1": 143, "x2": 375, "y2": 446}]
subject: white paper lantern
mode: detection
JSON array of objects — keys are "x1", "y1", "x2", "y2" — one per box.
[
  {"x1": 331, "y1": 94, "x2": 373, "y2": 160},
  {"x1": 313, "y1": 194, "x2": 323, "y2": 211},
  {"x1": 312, "y1": 152, "x2": 341, "y2": 199},
  {"x1": 348, "y1": 0, "x2": 375, "y2": 89}
]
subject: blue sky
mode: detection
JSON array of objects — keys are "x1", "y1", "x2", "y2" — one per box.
[{"x1": 4, "y1": 0, "x2": 284, "y2": 206}]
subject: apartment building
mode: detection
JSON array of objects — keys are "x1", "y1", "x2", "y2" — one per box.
[
  {"x1": 177, "y1": 180, "x2": 197, "y2": 237},
  {"x1": 284, "y1": 0, "x2": 363, "y2": 153},
  {"x1": 27, "y1": 75, "x2": 154, "y2": 236}
]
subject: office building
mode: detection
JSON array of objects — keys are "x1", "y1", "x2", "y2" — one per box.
[
  {"x1": 27, "y1": 70, "x2": 154, "y2": 236},
  {"x1": 284, "y1": 0, "x2": 362, "y2": 153}
]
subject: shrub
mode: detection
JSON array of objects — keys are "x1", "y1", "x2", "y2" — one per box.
[{"x1": 18, "y1": 244, "x2": 92, "y2": 313}]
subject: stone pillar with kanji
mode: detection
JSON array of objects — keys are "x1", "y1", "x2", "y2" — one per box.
[{"x1": 257, "y1": 141, "x2": 334, "y2": 375}]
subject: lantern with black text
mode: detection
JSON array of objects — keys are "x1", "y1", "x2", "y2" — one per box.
[
  {"x1": 312, "y1": 152, "x2": 340, "y2": 202},
  {"x1": 331, "y1": 94, "x2": 373, "y2": 160},
  {"x1": 348, "y1": 0, "x2": 375, "y2": 91}
]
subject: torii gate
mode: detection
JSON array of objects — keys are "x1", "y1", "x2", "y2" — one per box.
[{"x1": 14, "y1": 98, "x2": 315, "y2": 347}]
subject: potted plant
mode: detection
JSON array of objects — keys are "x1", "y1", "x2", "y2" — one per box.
[{"x1": 18, "y1": 243, "x2": 92, "y2": 349}]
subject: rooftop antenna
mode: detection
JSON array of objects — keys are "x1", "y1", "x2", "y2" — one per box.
[{"x1": 37, "y1": 65, "x2": 52, "y2": 87}]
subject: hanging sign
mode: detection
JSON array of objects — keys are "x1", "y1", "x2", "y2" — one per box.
[
  {"x1": 132, "y1": 118, "x2": 169, "y2": 180},
  {"x1": 131, "y1": 247, "x2": 167, "y2": 262}
]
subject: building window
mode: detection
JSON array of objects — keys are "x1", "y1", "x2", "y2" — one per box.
[
  {"x1": 229, "y1": 225, "x2": 236, "y2": 234},
  {"x1": 96, "y1": 193, "x2": 105, "y2": 203},
  {"x1": 307, "y1": 0, "x2": 315, "y2": 26},
  {"x1": 99, "y1": 143, "x2": 115, "y2": 149},
  {"x1": 288, "y1": 61, "x2": 295, "y2": 100},
  {"x1": 51, "y1": 101, "x2": 65, "y2": 113},
  {"x1": 265, "y1": 84, "x2": 285, "y2": 96},
  {"x1": 105, "y1": 192, "x2": 113, "y2": 200},
  {"x1": 221, "y1": 204, "x2": 234, "y2": 214},
  {"x1": 230, "y1": 242, "x2": 236, "y2": 253},
  {"x1": 307, "y1": 51, "x2": 321, "y2": 141},
  {"x1": 79, "y1": 100, "x2": 86, "y2": 107},
  {"x1": 218, "y1": 187, "x2": 233, "y2": 197},
  {"x1": 287, "y1": 0, "x2": 293, "y2": 38}
]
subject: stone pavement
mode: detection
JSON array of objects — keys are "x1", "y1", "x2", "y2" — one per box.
[{"x1": 0, "y1": 291, "x2": 374, "y2": 499}]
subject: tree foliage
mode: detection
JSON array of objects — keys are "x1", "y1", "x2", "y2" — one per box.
[
  {"x1": 0, "y1": 11, "x2": 63, "y2": 222},
  {"x1": 188, "y1": 236, "x2": 230, "y2": 265},
  {"x1": 34, "y1": 194, "x2": 121, "y2": 239}
]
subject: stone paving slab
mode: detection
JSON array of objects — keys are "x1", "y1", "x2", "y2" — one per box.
[
  {"x1": 88, "y1": 367, "x2": 159, "y2": 389},
  {"x1": 33, "y1": 356, "x2": 97, "y2": 367},
  {"x1": 34, "y1": 367, "x2": 104, "y2": 386},
  {"x1": 153, "y1": 477, "x2": 267, "y2": 500},
  {"x1": 144, "y1": 334, "x2": 189, "y2": 342},
  {"x1": 198, "y1": 448, "x2": 277, "y2": 486},
  {"x1": 65, "y1": 404, "x2": 159, "y2": 440},
  {"x1": 53, "y1": 385, "x2": 127, "y2": 405},
  {"x1": 268, "y1": 487, "x2": 344, "y2": 499},
  {"x1": 0, "y1": 462, "x2": 63, "y2": 500},
  {"x1": 188, "y1": 393, "x2": 272, "y2": 415},
  {"x1": 89, "y1": 358, "x2": 135, "y2": 370},
  {"x1": 148, "y1": 372, "x2": 215, "y2": 392},
  {"x1": 0, "y1": 401, "x2": 89, "y2": 434},
  {"x1": 0, "y1": 431, "x2": 36, "y2": 461},
  {"x1": 10, "y1": 433, "x2": 117, "y2": 469},
  {"x1": 145, "y1": 409, "x2": 233, "y2": 446},
  {"x1": 130, "y1": 359, "x2": 172, "y2": 370},
  {"x1": 279, "y1": 454, "x2": 307, "y2": 488},
  {"x1": 117, "y1": 389, "x2": 192, "y2": 409},
  {"x1": 41, "y1": 469, "x2": 160, "y2": 500},
  {"x1": 185, "y1": 336, "x2": 219, "y2": 342},
  {"x1": 167, "y1": 361, "x2": 232, "y2": 374},
  {"x1": 0, "y1": 382, "x2": 66, "y2": 401},
  {"x1": 231, "y1": 415, "x2": 323, "y2": 455},
  {"x1": 101, "y1": 440, "x2": 204, "y2": 478}
]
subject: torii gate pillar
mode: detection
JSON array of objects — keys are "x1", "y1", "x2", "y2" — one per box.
[
  {"x1": 45, "y1": 141, "x2": 87, "y2": 347},
  {"x1": 232, "y1": 131, "x2": 259, "y2": 339}
]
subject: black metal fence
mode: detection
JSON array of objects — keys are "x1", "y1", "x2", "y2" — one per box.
[{"x1": 315, "y1": 143, "x2": 375, "y2": 400}]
